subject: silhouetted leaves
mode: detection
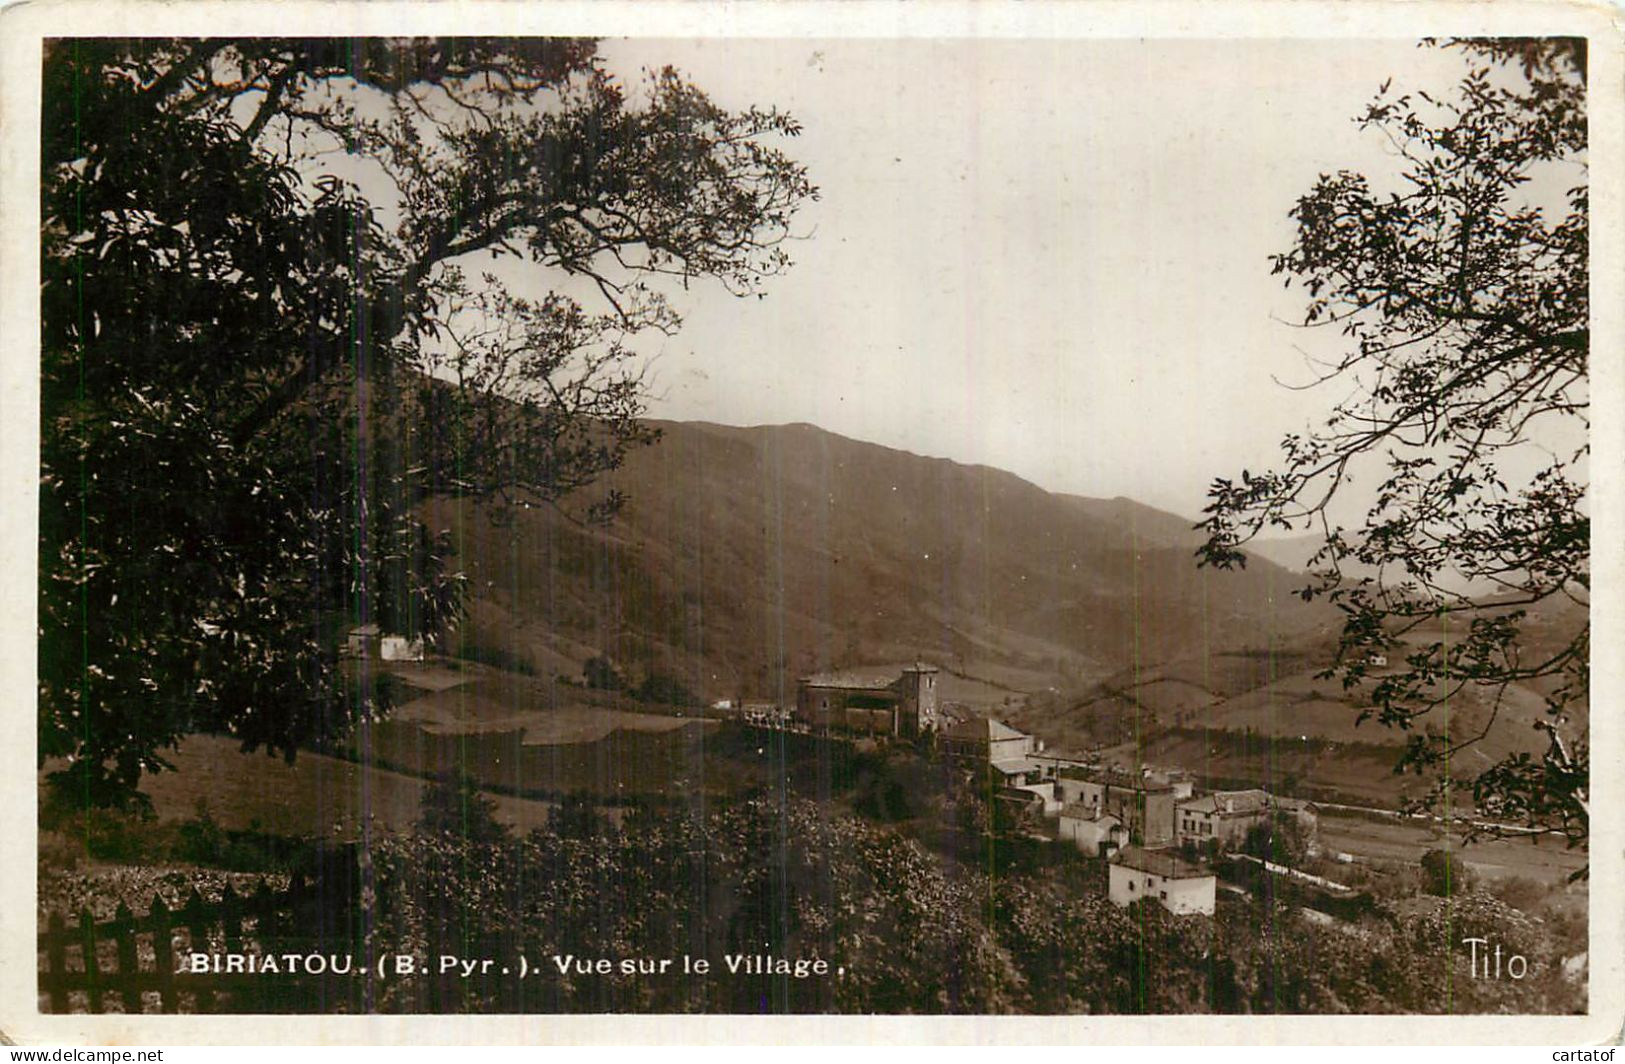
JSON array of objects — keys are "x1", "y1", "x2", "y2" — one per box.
[
  {"x1": 39, "y1": 38, "x2": 816, "y2": 806},
  {"x1": 1198, "y1": 39, "x2": 1588, "y2": 853}
]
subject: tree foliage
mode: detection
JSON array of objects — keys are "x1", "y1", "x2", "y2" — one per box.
[
  {"x1": 1242, "y1": 811, "x2": 1311, "y2": 869},
  {"x1": 1419, "y1": 847, "x2": 1476, "y2": 897},
  {"x1": 1198, "y1": 39, "x2": 1588, "y2": 852},
  {"x1": 582, "y1": 654, "x2": 625, "y2": 691},
  {"x1": 39, "y1": 38, "x2": 815, "y2": 806},
  {"x1": 364, "y1": 792, "x2": 1583, "y2": 1014},
  {"x1": 416, "y1": 769, "x2": 508, "y2": 846}
]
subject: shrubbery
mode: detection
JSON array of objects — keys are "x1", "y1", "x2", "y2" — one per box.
[
  {"x1": 356, "y1": 783, "x2": 1585, "y2": 1015},
  {"x1": 1421, "y1": 848, "x2": 1476, "y2": 897},
  {"x1": 634, "y1": 672, "x2": 701, "y2": 708},
  {"x1": 39, "y1": 794, "x2": 309, "y2": 874},
  {"x1": 583, "y1": 655, "x2": 624, "y2": 691}
]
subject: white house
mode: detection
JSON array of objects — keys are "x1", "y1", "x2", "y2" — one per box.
[
  {"x1": 1176, "y1": 788, "x2": 1271, "y2": 849},
  {"x1": 380, "y1": 635, "x2": 425, "y2": 662},
  {"x1": 1059, "y1": 806, "x2": 1127, "y2": 857},
  {"x1": 1011, "y1": 781, "x2": 1062, "y2": 817},
  {"x1": 345, "y1": 624, "x2": 423, "y2": 662},
  {"x1": 1108, "y1": 846, "x2": 1216, "y2": 915}
]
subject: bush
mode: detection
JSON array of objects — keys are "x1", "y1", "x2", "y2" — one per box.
[
  {"x1": 86, "y1": 809, "x2": 181, "y2": 863},
  {"x1": 1484, "y1": 874, "x2": 1547, "y2": 913},
  {"x1": 855, "y1": 772, "x2": 914, "y2": 823},
  {"x1": 176, "y1": 797, "x2": 229, "y2": 865},
  {"x1": 547, "y1": 792, "x2": 611, "y2": 840},
  {"x1": 583, "y1": 655, "x2": 624, "y2": 691},
  {"x1": 37, "y1": 829, "x2": 84, "y2": 877},
  {"x1": 634, "y1": 671, "x2": 700, "y2": 707},
  {"x1": 170, "y1": 798, "x2": 311, "y2": 872},
  {"x1": 1420, "y1": 847, "x2": 1476, "y2": 896},
  {"x1": 1242, "y1": 811, "x2": 1310, "y2": 868},
  {"x1": 417, "y1": 770, "x2": 510, "y2": 845}
]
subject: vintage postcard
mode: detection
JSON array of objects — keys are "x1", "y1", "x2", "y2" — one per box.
[{"x1": 1, "y1": 0, "x2": 1620, "y2": 1046}]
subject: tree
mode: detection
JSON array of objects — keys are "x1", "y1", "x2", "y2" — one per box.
[
  {"x1": 634, "y1": 670, "x2": 699, "y2": 707},
  {"x1": 582, "y1": 654, "x2": 625, "y2": 691},
  {"x1": 39, "y1": 38, "x2": 815, "y2": 806},
  {"x1": 1419, "y1": 847, "x2": 1476, "y2": 897},
  {"x1": 1198, "y1": 40, "x2": 1587, "y2": 856},
  {"x1": 1242, "y1": 811, "x2": 1309, "y2": 869},
  {"x1": 416, "y1": 770, "x2": 509, "y2": 846}
]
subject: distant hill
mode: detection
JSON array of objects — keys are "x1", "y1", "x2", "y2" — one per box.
[
  {"x1": 1244, "y1": 531, "x2": 1502, "y2": 599},
  {"x1": 401, "y1": 417, "x2": 1583, "y2": 806},
  {"x1": 424, "y1": 420, "x2": 1331, "y2": 704},
  {"x1": 1055, "y1": 494, "x2": 1211, "y2": 550},
  {"x1": 999, "y1": 588, "x2": 1584, "y2": 803},
  {"x1": 1236, "y1": 533, "x2": 1322, "y2": 576}
]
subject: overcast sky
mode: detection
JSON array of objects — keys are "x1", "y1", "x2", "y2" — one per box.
[{"x1": 573, "y1": 38, "x2": 1480, "y2": 521}]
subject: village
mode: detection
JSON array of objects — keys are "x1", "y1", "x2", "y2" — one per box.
[
  {"x1": 721, "y1": 660, "x2": 1350, "y2": 919},
  {"x1": 335, "y1": 626, "x2": 1584, "y2": 927}
]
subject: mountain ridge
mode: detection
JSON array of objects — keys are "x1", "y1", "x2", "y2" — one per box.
[{"x1": 431, "y1": 418, "x2": 1331, "y2": 700}]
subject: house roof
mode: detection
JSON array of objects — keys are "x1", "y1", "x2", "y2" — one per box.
[
  {"x1": 1179, "y1": 789, "x2": 1271, "y2": 817},
  {"x1": 990, "y1": 757, "x2": 1043, "y2": 777},
  {"x1": 1057, "y1": 765, "x2": 1174, "y2": 793},
  {"x1": 1114, "y1": 846, "x2": 1211, "y2": 880},
  {"x1": 942, "y1": 717, "x2": 1028, "y2": 743},
  {"x1": 349, "y1": 624, "x2": 381, "y2": 636},
  {"x1": 800, "y1": 661, "x2": 941, "y2": 690},
  {"x1": 1059, "y1": 806, "x2": 1123, "y2": 827},
  {"x1": 799, "y1": 671, "x2": 899, "y2": 692}
]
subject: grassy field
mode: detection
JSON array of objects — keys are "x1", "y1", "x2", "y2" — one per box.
[
  {"x1": 1114, "y1": 729, "x2": 1407, "y2": 805},
  {"x1": 357, "y1": 659, "x2": 746, "y2": 799},
  {"x1": 393, "y1": 681, "x2": 698, "y2": 744},
  {"x1": 40, "y1": 659, "x2": 759, "y2": 857},
  {"x1": 1208, "y1": 662, "x2": 1551, "y2": 758},
  {"x1": 1317, "y1": 807, "x2": 1588, "y2": 887},
  {"x1": 42, "y1": 733, "x2": 567, "y2": 841}
]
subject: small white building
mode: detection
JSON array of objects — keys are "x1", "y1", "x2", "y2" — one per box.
[
  {"x1": 345, "y1": 624, "x2": 381, "y2": 658},
  {"x1": 1108, "y1": 846, "x2": 1216, "y2": 916},
  {"x1": 380, "y1": 635, "x2": 425, "y2": 662},
  {"x1": 345, "y1": 625, "x2": 423, "y2": 662},
  {"x1": 1159, "y1": 769, "x2": 1196, "y2": 801},
  {"x1": 1010, "y1": 781, "x2": 1062, "y2": 817},
  {"x1": 990, "y1": 756, "x2": 1046, "y2": 788}
]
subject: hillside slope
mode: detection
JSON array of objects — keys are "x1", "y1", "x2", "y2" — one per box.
[{"x1": 425, "y1": 420, "x2": 1329, "y2": 702}]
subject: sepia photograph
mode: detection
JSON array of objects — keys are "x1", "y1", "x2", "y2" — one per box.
[{"x1": 3, "y1": 0, "x2": 1621, "y2": 1044}]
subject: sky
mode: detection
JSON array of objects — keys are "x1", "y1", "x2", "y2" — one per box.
[{"x1": 558, "y1": 38, "x2": 1484, "y2": 521}]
